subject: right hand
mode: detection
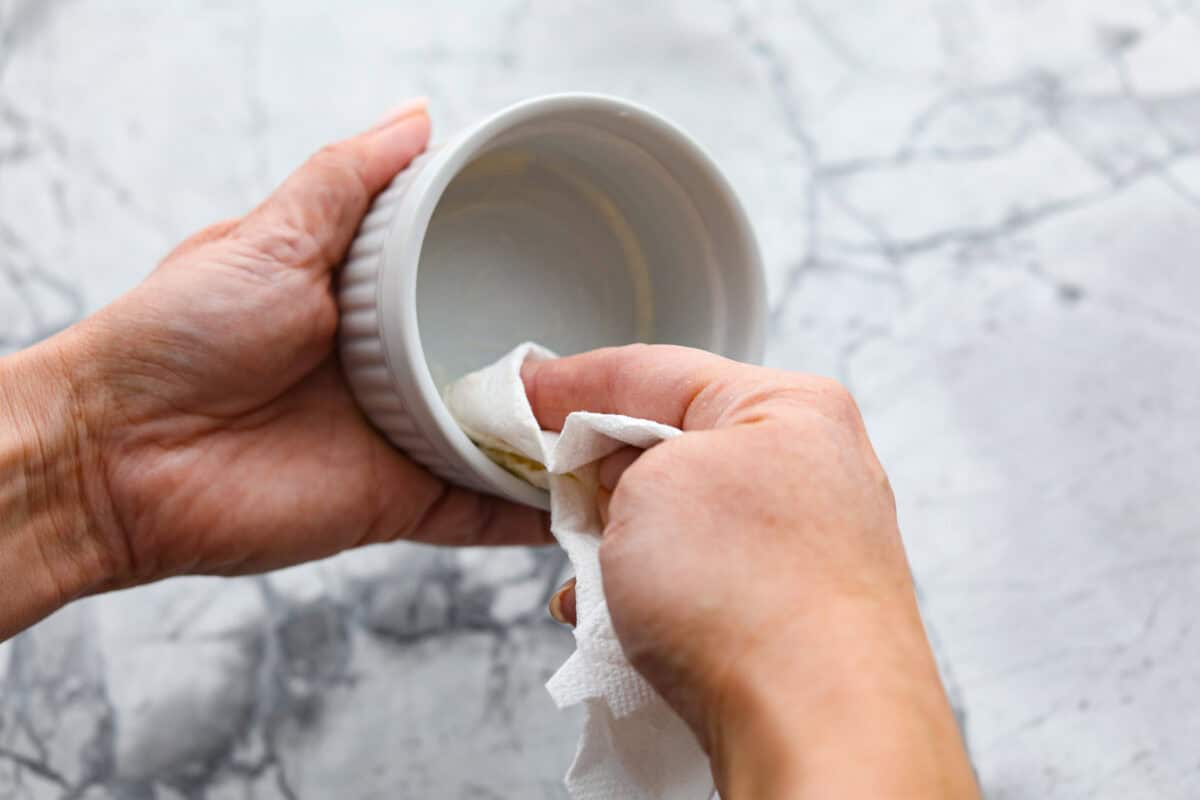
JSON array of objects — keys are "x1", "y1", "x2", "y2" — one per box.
[{"x1": 523, "y1": 345, "x2": 978, "y2": 799}]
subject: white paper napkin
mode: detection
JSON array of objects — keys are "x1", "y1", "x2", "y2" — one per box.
[{"x1": 444, "y1": 343, "x2": 715, "y2": 800}]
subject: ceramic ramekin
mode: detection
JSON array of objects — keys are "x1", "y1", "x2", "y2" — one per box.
[{"x1": 338, "y1": 93, "x2": 766, "y2": 510}]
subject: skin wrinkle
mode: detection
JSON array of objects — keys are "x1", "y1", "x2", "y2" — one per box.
[
  {"x1": 104, "y1": 365, "x2": 328, "y2": 578},
  {"x1": 100, "y1": 298, "x2": 321, "y2": 434},
  {"x1": 357, "y1": 435, "x2": 395, "y2": 549},
  {"x1": 93, "y1": 447, "x2": 144, "y2": 590},
  {"x1": 385, "y1": 470, "x2": 449, "y2": 547},
  {"x1": 253, "y1": 143, "x2": 376, "y2": 272},
  {"x1": 230, "y1": 217, "x2": 327, "y2": 276},
  {"x1": 460, "y1": 491, "x2": 501, "y2": 547},
  {"x1": 91, "y1": 339, "x2": 221, "y2": 425},
  {"x1": 699, "y1": 375, "x2": 770, "y2": 429},
  {"x1": 37, "y1": 346, "x2": 116, "y2": 597},
  {"x1": 202, "y1": 237, "x2": 303, "y2": 287},
  {"x1": 674, "y1": 368, "x2": 724, "y2": 431},
  {"x1": 1, "y1": 358, "x2": 77, "y2": 609},
  {"x1": 25, "y1": 454, "x2": 69, "y2": 609}
]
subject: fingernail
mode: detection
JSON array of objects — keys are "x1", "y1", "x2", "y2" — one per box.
[
  {"x1": 369, "y1": 97, "x2": 428, "y2": 131},
  {"x1": 548, "y1": 577, "x2": 576, "y2": 627}
]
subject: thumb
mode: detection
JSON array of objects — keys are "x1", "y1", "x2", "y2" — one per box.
[{"x1": 235, "y1": 98, "x2": 431, "y2": 274}]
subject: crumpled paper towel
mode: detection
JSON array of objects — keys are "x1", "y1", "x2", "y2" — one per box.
[{"x1": 444, "y1": 343, "x2": 715, "y2": 800}]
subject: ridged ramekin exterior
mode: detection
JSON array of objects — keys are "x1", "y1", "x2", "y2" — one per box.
[
  {"x1": 337, "y1": 95, "x2": 765, "y2": 510},
  {"x1": 338, "y1": 154, "x2": 489, "y2": 494}
]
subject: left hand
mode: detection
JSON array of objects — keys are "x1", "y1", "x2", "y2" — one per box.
[{"x1": 0, "y1": 100, "x2": 549, "y2": 631}]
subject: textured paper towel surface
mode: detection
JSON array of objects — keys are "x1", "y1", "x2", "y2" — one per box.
[{"x1": 445, "y1": 343, "x2": 715, "y2": 800}]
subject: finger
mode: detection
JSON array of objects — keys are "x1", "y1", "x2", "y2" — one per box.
[
  {"x1": 292, "y1": 360, "x2": 553, "y2": 549},
  {"x1": 351, "y1": 425, "x2": 548, "y2": 550},
  {"x1": 236, "y1": 98, "x2": 431, "y2": 274},
  {"x1": 393, "y1": 481, "x2": 554, "y2": 549},
  {"x1": 548, "y1": 577, "x2": 577, "y2": 627},
  {"x1": 597, "y1": 486, "x2": 612, "y2": 527},
  {"x1": 161, "y1": 217, "x2": 241, "y2": 262},
  {"x1": 521, "y1": 343, "x2": 753, "y2": 431},
  {"x1": 598, "y1": 446, "x2": 641, "y2": 491}
]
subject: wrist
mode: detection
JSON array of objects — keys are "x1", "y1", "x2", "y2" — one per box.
[
  {"x1": 709, "y1": 596, "x2": 979, "y2": 799},
  {"x1": 0, "y1": 333, "x2": 121, "y2": 635}
]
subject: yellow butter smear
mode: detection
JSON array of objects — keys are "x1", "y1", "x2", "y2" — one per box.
[
  {"x1": 478, "y1": 443, "x2": 582, "y2": 488},
  {"x1": 479, "y1": 445, "x2": 546, "y2": 478}
]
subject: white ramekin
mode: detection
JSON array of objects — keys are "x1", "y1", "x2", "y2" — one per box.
[{"x1": 338, "y1": 93, "x2": 766, "y2": 510}]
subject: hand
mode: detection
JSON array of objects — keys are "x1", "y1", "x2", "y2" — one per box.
[
  {"x1": 0, "y1": 100, "x2": 548, "y2": 637},
  {"x1": 524, "y1": 345, "x2": 978, "y2": 799}
]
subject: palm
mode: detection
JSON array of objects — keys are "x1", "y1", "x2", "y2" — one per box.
[{"x1": 80, "y1": 111, "x2": 546, "y2": 585}]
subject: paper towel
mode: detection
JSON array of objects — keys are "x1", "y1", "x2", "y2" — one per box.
[{"x1": 444, "y1": 343, "x2": 715, "y2": 800}]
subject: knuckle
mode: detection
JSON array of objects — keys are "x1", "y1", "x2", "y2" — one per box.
[
  {"x1": 621, "y1": 443, "x2": 678, "y2": 488},
  {"x1": 611, "y1": 342, "x2": 692, "y2": 371},
  {"x1": 601, "y1": 445, "x2": 682, "y2": 526},
  {"x1": 306, "y1": 145, "x2": 371, "y2": 211},
  {"x1": 312, "y1": 144, "x2": 368, "y2": 190},
  {"x1": 607, "y1": 342, "x2": 657, "y2": 380},
  {"x1": 608, "y1": 442, "x2": 699, "y2": 512},
  {"x1": 807, "y1": 374, "x2": 852, "y2": 404},
  {"x1": 245, "y1": 221, "x2": 325, "y2": 269},
  {"x1": 615, "y1": 342, "x2": 655, "y2": 359},
  {"x1": 312, "y1": 141, "x2": 356, "y2": 171},
  {"x1": 804, "y1": 376, "x2": 863, "y2": 427}
]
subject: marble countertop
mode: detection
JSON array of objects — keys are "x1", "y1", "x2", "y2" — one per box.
[{"x1": 3, "y1": 1, "x2": 1199, "y2": 797}]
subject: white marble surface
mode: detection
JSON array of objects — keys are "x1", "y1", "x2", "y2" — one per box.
[{"x1": 3, "y1": 0, "x2": 1200, "y2": 797}]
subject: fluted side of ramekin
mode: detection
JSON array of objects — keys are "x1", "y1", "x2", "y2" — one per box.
[
  {"x1": 338, "y1": 94, "x2": 765, "y2": 512},
  {"x1": 337, "y1": 155, "x2": 486, "y2": 493}
]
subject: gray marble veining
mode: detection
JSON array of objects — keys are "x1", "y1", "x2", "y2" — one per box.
[{"x1": 2, "y1": 1, "x2": 1199, "y2": 797}]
